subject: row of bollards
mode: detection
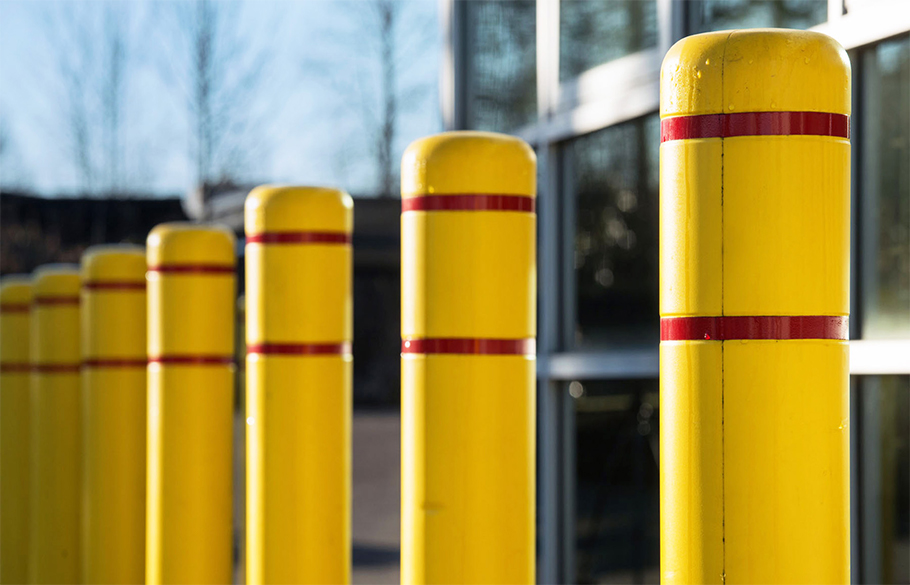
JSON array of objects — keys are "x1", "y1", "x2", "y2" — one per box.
[{"x1": 1, "y1": 27, "x2": 851, "y2": 585}]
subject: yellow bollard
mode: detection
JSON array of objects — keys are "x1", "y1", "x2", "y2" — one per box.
[
  {"x1": 146, "y1": 224, "x2": 236, "y2": 585},
  {"x1": 0, "y1": 276, "x2": 33, "y2": 584},
  {"x1": 400, "y1": 132, "x2": 537, "y2": 584},
  {"x1": 244, "y1": 186, "x2": 353, "y2": 584},
  {"x1": 659, "y1": 30, "x2": 850, "y2": 583},
  {"x1": 29, "y1": 265, "x2": 82, "y2": 584},
  {"x1": 81, "y1": 245, "x2": 147, "y2": 584}
]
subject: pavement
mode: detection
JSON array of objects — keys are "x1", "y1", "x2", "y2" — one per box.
[{"x1": 352, "y1": 409, "x2": 401, "y2": 584}]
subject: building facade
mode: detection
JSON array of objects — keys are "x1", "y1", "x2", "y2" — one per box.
[{"x1": 440, "y1": 1, "x2": 910, "y2": 582}]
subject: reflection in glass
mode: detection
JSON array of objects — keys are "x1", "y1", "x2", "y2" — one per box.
[
  {"x1": 573, "y1": 379, "x2": 659, "y2": 583},
  {"x1": 689, "y1": 0, "x2": 828, "y2": 33},
  {"x1": 567, "y1": 114, "x2": 659, "y2": 347},
  {"x1": 858, "y1": 376, "x2": 910, "y2": 584},
  {"x1": 861, "y1": 36, "x2": 910, "y2": 339},
  {"x1": 560, "y1": 0, "x2": 657, "y2": 80},
  {"x1": 466, "y1": 1, "x2": 536, "y2": 132}
]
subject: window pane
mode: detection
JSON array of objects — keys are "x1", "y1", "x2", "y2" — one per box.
[
  {"x1": 572, "y1": 379, "x2": 659, "y2": 583},
  {"x1": 567, "y1": 114, "x2": 659, "y2": 348},
  {"x1": 858, "y1": 375, "x2": 910, "y2": 584},
  {"x1": 560, "y1": 0, "x2": 657, "y2": 80},
  {"x1": 861, "y1": 36, "x2": 910, "y2": 339},
  {"x1": 689, "y1": 0, "x2": 828, "y2": 33},
  {"x1": 466, "y1": 0, "x2": 536, "y2": 132}
]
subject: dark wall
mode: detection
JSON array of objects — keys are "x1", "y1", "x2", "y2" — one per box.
[{"x1": 0, "y1": 191, "x2": 187, "y2": 274}]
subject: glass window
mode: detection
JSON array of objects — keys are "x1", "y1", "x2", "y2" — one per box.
[
  {"x1": 572, "y1": 379, "x2": 659, "y2": 583},
  {"x1": 688, "y1": 0, "x2": 828, "y2": 33},
  {"x1": 565, "y1": 114, "x2": 659, "y2": 348},
  {"x1": 857, "y1": 375, "x2": 910, "y2": 585},
  {"x1": 559, "y1": 0, "x2": 658, "y2": 80},
  {"x1": 861, "y1": 36, "x2": 910, "y2": 339},
  {"x1": 466, "y1": 0, "x2": 536, "y2": 132}
]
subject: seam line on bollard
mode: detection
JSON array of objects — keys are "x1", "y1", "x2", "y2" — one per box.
[
  {"x1": 82, "y1": 281, "x2": 147, "y2": 291},
  {"x1": 83, "y1": 358, "x2": 148, "y2": 368},
  {"x1": 0, "y1": 303, "x2": 30, "y2": 313},
  {"x1": 660, "y1": 111, "x2": 850, "y2": 142},
  {"x1": 148, "y1": 355, "x2": 235, "y2": 366},
  {"x1": 402, "y1": 194, "x2": 536, "y2": 213},
  {"x1": 147, "y1": 265, "x2": 235, "y2": 274},
  {"x1": 32, "y1": 296, "x2": 80, "y2": 306},
  {"x1": 245, "y1": 232, "x2": 352, "y2": 245},
  {"x1": 30, "y1": 363, "x2": 82, "y2": 373},
  {"x1": 401, "y1": 337, "x2": 536, "y2": 355},
  {"x1": 247, "y1": 342, "x2": 352, "y2": 355},
  {"x1": 659, "y1": 316, "x2": 848, "y2": 341},
  {"x1": 0, "y1": 363, "x2": 31, "y2": 373}
]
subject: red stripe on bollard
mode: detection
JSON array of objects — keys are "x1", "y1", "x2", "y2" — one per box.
[
  {"x1": 402, "y1": 194, "x2": 536, "y2": 213},
  {"x1": 0, "y1": 363, "x2": 31, "y2": 373},
  {"x1": 147, "y1": 355, "x2": 235, "y2": 366},
  {"x1": 660, "y1": 111, "x2": 850, "y2": 142},
  {"x1": 246, "y1": 232, "x2": 352, "y2": 245},
  {"x1": 83, "y1": 281, "x2": 147, "y2": 291},
  {"x1": 0, "y1": 303, "x2": 30, "y2": 313},
  {"x1": 147, "y1": 265, "x2": 235, "y2": 274},
  {"x1": 33, "y1": 296, "x2": 80, "y2": 306},
  {"x1": 83, "y1": 358, "x2": 148, "y2": 368},
  {"x1": 660, "y1": 315, "x2": 848, "y2": 341},
  {"x1": 31, "y1": 363, "x2": 82, "y2": 373},
  {"x1": 247, "y1": 342, "x2": 352, "y2": 355},
  {"x1": 401, "y1": 337, "x2": 536, "y2": 355}
]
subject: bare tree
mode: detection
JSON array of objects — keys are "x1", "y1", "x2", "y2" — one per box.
[
  {"x1": 307, "y1": 0, "x2": 435, "y2": 196},
  {"x1": 101, "y1": 5, "x2": 127, "y2": 194},
  {"x1": 156, "y1": 0, "x2": 274, "y2": 197}
]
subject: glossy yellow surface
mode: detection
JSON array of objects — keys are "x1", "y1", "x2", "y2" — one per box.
[
  {"x1": 401, "y1": 132, "x2": 536, "y2": 584},
  {"x1": 0, "y1": 277, "x2": 32, "y2": 584},
  {"x1": 80, "y1": 246, "x2": 147, "y2": 584},
  {"x1": 244, "y1": 186, "x2": 353, "y2": 584},
  {"x1": 29, "y1": 266, "x2": 81, "y2": 584},
  {"x1": 401, "y1": 131, "x2": 536, "y2": 198},
  {"x1": 146, "y1": 224, "x2": 235, "y2": 585},
  {"x1": 661, "y1": 29, "x2": 851, "y2": 118},
  {"x1": 659, "y1": 30, "x2": 851, "y2": 584}
]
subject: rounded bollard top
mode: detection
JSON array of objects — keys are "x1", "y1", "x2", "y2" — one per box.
[
  {"x1": 0, "y1": 275, "x2": 33, "y2": 305},
  {"x1": 81, "y1": 244, "x2": 146, "y2": 282},
  {"x1": 33, "y1": 265, "x2": 81, "y2": 297},
  {"x1": 147, "y1": 222, "x2": 236, "y2": 268},
  {"x1": 401, "y1": 131, "x2": 536, "y2": 198},
  {"x1": 660, "y1": 29, "x2": 850, "y2": 118},
  {"x1": 245, "y1": 185, "x2": 353, "y2": 235}
]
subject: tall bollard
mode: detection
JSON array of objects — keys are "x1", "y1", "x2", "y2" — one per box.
[
  {"x1": 400, "y1": 132, "x2": 537, "y2": 584},
  {"x1": 245, "y1": 186, "x2": 353, "y2": 584},
  {"x1": 81, "y1": 246, "x2": 147, "y2": 584},
  {"x1": 146, "y1": 224, "x2": 236, "y2": 584},
  {"x1": 0, "y1": 276, "x2": 33, "y2": 584},
  {"x1": 659, "y1": 30, "x2": 850, "y2": 583},
  {"x1": 29, "y1": 265, "x2": 82, "y2": 584}
]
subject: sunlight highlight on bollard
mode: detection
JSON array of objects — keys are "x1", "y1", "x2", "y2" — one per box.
[
  {"x1": 81, "y1": 246, "x2": 147, "y2": 584},
  {"x1": 146, "y1": 224, "x2": 236, "y2": 585},
  {"x1": 659, "y1": 30, "x2": 851, "y2": 584},
  {"x1": 245, "y1": 186, "x2": 353, "y2": 585},
  {"x1": 29, "y1": 265, "x2": 82, "y2": 584},
  {"x1": 400, "y1": 132, "x2": 537, "y2": 584},
  {"x1": 0, "y1": 276, "x2": 33, "y2": 584}
]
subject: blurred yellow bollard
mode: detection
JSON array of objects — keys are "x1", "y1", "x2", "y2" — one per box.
[
  {"x1": 146, "y1": 224, "x2": 236, "y2": 585},
  {"x1": 81, "y1": 246, "x2": 147, "y2": 584},
  {"x1": 400, "y1": 132, "x2": 537, "y2": 584},
  {"x1": 0, "y1": 276, "x2": 33, "y2": 584},
  {"x1": 659, "y1": 30, "x2": 851, "y2": 584},
  {"x1": 29, "y1": 265, "x2": 82, "y2": 584},
  {"x1": 244, "y1": 186, "x2": 353, "y2": 584}
]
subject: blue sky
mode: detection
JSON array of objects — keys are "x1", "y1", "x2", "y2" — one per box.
[{"x1": 0, "y1": 0, "x2": 442, "y2": 197}]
